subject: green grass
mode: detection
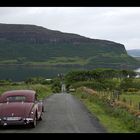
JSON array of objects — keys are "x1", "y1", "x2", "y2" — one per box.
[
  {"x1": 0, "y1": 57, "x2": 89, "y2": 66},
  {"x1": 46, "y1": 57, "x2": 88, "y2": 65},
  {"x1": 120, "y1": 93, "x2": 140, "y2": 110},
  {"x1": 83, "y1": 99, "x2": 132, "y2": 133},
  {"x1": 73, "y1": 91, "x2": 137, "y2": 133},
  {"x1": 0, "y1": 84, "x2": 53, "y2": 100},
  {"x1": 0, "y1": 59, "x2": 18, "y2": 64}
]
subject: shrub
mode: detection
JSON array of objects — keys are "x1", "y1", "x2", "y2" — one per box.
[
  {"x1": 72, "y1": 81, "x2": 105, "y2": 91},
  {"x1": 25, "y1": 77, "x2": 46, "y2": 84},
  {"x1": 127, "y1": 88, "x2": 139, "y2": 92},
  {"x1": 51, "y1": 78, "x2": 61, "y2": 93},
  {"x1": 0, "y1": 79, "x2": 12, "y2": 85}
]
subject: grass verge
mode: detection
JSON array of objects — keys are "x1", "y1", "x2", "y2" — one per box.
[{"x1": 72, "y1": 89, "x2": 140, "y2": 133}]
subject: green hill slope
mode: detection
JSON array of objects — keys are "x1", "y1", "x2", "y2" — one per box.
[{"x1": 0, "y1": 23, "x2": 139, "y2": 69}]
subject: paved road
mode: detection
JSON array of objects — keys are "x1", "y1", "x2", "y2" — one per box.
[{"x1": 0, "y1": 93, "x2": 106, "y2": 133}]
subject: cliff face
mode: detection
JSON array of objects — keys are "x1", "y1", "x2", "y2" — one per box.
[
  {"x1": 0, "y1": 23, "x2": 138, "y2": 69},
  {"x1": 0, "y1": 23, "x2": 124, "y2": 46},
  {"x1": 0, "y1": 23, "x2": 92, "y2": 43}
]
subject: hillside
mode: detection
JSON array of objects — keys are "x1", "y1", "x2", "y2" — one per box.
[{"x1": 0, "y1": 23, "x2": 139, "y2": 69}]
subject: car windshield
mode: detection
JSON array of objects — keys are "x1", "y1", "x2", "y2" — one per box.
[{"x1": 6, "y1": 96, "x2": 26, "y2": 102}]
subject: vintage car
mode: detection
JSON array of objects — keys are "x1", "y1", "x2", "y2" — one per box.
[{"x1": 0, "y1": 90, "x2": 44, "y2": 128}]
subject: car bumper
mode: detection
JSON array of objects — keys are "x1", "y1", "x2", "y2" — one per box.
[{"x1": 0, "y1": 118, "x2": 34, "y2": 126}]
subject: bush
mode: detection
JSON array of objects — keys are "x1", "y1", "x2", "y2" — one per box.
[
  {"x1": 25, "y1": 77, "x2": 46, "y2": 84},
  {"x1": 127, "y1": 88, "x2": 139, "y2": 92},
  {"x1": 120, "y1": 78, "x2": 133, "y2": 91},
  {"x1": 81, "y1": 93, "x2": 88, "y2": 99},
  {"x1": 0, "y1": 79, "x2": 12, "y2": 85},
  {"x1": 51, "y1": 78, "x2": 61, "y2": 93},
  {"x1": 72, "y1": 81, "x2": 105, "y2": 91}
]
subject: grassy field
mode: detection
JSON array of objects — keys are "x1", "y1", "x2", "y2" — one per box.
[
  {"x1": 120, "y1": 92, "x2": 140, "y2": 110},
  {"x1": 97, "y1": 89, "x2": 140, "y2": 112},
  {"x1": 72, "y1": 89, "x2": 140, "y2": 133},
  {"x1": 0, "y1": 57, "x2": 89, "y2": 66},
  {"x1": 0, "y1": 84, "x2": 53, "y2": 100}
]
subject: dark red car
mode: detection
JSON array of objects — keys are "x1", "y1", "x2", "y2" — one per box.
[{"x1": 0, "y1": 90, "x2": 44, "y2": 128}]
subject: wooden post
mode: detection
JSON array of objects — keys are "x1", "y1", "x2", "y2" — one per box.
[
  {"x1": 123, "y1": 97, "x2": 126, "y2": 102},
  {"x1": 118, "y1": 94, "x2": 120, "y2": 101},
  {"x1": 139, "y1": 102, "x2": 140, "y2": 111},
  {"x1": 112, "y1": 91, "x2": 114, "y2": 100},
  {"x1": 129, "y1": 100, "x2": 132, "y2": 106}
]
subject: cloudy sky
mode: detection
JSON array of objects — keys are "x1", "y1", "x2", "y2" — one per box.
[{"x1": 0, "y1": 7, "x2": 140, "y2": 50}]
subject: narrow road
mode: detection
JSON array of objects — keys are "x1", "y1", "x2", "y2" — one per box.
[{"x1": 0, "y1": 93, "x2": 106, "y2": 133}]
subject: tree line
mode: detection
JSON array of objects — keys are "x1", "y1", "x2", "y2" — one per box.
[
  {"x1": 65, "y1": 69, "x2": 137, "y2": 83},
  {"x1": 65, "y1": 69, "x2": 139, "y2": 92}
]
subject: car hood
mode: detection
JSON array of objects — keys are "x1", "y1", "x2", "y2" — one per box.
[{"x1": 0, "y1": 102, "x2": 34, "y2": 117}]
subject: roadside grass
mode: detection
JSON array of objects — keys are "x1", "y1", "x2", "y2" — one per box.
[
  {"x1": 72, "y1": 90, "x2": 140, "y2": 133},
  {"x1": 0, "y1": 84, "x2": 53, "y2": 100},
  {"x1": 83, "y1": 99, "x2": 131, "y2": 133}
]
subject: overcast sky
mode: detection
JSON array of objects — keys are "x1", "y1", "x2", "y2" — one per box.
[{"x1": 0, "y1": 7, "x2": 140, "y2": 50}]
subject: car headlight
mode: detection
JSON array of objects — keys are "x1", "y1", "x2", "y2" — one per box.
[
  {"x1": 24, "y1": 118, "x2": 33, "y2": 121},
  {"x1": 26, "y1": 118, "x2": 33, "y2": 121},
  {"x1": 0, "y1": 118, "x2": 1, "y2": 121}
]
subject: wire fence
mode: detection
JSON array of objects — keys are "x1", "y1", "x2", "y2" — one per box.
[{"x1": 97, "y1": 90, "x2": 140, "y2": 112}]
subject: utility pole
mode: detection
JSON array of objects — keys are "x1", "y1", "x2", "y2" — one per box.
[{"x1": 58, "y1": 73, "x2": 66, "y2": 93}]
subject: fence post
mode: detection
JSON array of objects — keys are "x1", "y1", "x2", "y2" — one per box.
[
  {"x1": 139, "y1": 102, "x2": 140, "y2": 111},
  {"x1": 117, "y1": 93, "x2": 120, "y2": 101},
  {"x1": 122, "y1": 97, "x2": 126, "y2": 103},
  {"x1": 129, "y1": 100, "x2": 132, "y2": 106}
]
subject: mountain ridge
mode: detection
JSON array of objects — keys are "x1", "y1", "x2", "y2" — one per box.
[
  {"x1": 0, "y1": 23, "x2": 125, "y2": 45},
  {"x1": 0, "y1": 23, "x2": 139, "y2": 69}
]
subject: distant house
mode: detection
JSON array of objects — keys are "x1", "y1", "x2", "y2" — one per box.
[
  {"x1": 45, "y1": 79, "x2": 52, "y2": 81},
  {"x1": 135, "y1": 74, "x2": 140, "y2": 78}
]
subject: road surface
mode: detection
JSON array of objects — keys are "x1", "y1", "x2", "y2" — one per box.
[{"x1": 0, "y1": 93, "x2": 106, "y2": 133}]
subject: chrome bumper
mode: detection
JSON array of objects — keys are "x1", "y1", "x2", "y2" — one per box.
[{"x1": 0, "y1": 118, "x2": 33, "y2": 126}]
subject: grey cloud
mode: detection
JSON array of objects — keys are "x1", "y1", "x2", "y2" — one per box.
[{"x1": 0, "y1": 7, "x2": 140, "y2": 50}]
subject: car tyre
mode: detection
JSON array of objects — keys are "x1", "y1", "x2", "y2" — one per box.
[
  {"x1": 30, "y1": 115, "x2": 37, "y2": 128},
  {"x1": 38, "y1": 113, "x2": 42, "y2": 121},
  {"x1": 42, "y1": 106, "x2": 44, "y2": 112}
]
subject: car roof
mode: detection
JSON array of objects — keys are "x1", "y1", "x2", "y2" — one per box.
[{"x1": 0, "y1": 90, "x2": 36, "y2": 102}]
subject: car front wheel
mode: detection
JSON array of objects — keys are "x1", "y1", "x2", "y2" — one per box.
[{"x1": 30, "y1": 116, "x2": 37, "y2": 128}]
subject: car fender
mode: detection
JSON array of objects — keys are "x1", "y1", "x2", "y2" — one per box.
[
  {"x1": 37, "y1": 101, "x2": 43, "y2": 118},
  {"x1": 29, "y1": 104, "x2": 38, "y2": 119}
]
